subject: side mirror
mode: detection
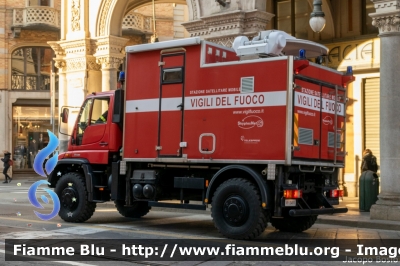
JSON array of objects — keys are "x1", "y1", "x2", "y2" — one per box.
[
  {"x1": 59, "y1": 105, "x2": 80, "y2": 137},
  {"x1": 61, "y1": 108, "x2": 69, "y2": 123},
  {"x1": 112, "y1": 89, "x2": 124, "y2": 126}
]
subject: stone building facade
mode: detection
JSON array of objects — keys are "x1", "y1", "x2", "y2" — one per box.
[
  {"x1": 183, "y1": 0, "x2": 273, "y2": 47},
  {"x1": 0, "y1": 0, "x2": 188, "y2": 177},
  {"x1": 0, "y1": 0, "x2": 62, "y2": 177}
]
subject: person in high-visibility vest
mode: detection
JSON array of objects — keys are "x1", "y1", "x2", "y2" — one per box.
[{"x1": 96, "y1": 110, "x2": 108, "y2": 123}]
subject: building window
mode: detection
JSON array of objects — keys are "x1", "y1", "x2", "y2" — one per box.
[
  {"x1": 362, "y1": 0, "x2": 378, "y2": 35},
  {"x1": 12, "y1": 105, "x2": 58, "y2": 170},
  {"x1": 11, "y1": 47, "x2": 57, "y2": 91},
  {"x1": 28, "y1": 0, "x2": 51, "y2": 6},
  {"x1": 274, "y1": 0, "x2": 311, "y2": 39}
]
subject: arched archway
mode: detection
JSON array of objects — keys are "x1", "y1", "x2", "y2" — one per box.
[
  {"x1": 97, "y1": 0, "x2": 188, "y2": 37},
  {"x1": 93, "y1": 0, "x2": 191, "y2": 95}
]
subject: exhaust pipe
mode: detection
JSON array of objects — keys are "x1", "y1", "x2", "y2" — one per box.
[{"x1": 261, "y1": 167, "x2": 268, "y2": 176}]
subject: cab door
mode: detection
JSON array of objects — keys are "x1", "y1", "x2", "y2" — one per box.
[
  {"x1": 72, "y1": 97, "x2": 110, "y2": 150},
  {"x1": 157, "y1": 52, "x2": 185, "y2": 157}
]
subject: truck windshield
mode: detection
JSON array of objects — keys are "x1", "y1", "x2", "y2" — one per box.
[{"x1": 77, "y1": 99, "x2": 93, "y2": 144}]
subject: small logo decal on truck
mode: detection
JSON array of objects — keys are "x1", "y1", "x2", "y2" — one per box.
[
  {"x1": 241, "y1": 136, "x2": 261, "y2": 144},
  {"x1": 238, "y1": 115, "x2": 264, "y2": 129},
  {"x1": 322, "y1": 116, "x2": 333, "y2": 125}
]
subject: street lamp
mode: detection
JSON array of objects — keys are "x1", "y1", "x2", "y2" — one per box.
[
  {"x1": 151, "y1": 0, "x2": 159, "y2": 43},
  {"x1": 309, "y1": 0, "x2": 326, "y2": 33}
]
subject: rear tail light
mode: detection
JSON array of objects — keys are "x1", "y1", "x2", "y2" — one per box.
[
  {"x1": 283, "y1": 189, "x2": 303, "y2": 199},
  {"x1": 330, "y1": 189, "x2": 344, "y2": 198}
]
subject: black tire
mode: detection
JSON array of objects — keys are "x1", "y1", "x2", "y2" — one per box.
[
  {"x1": 114, "y1": 200, "x2": 151, "y2": 218},
  {"x1": 271, "y1": 215, "x2": 317, "y2": 232},
  {"x1": 211, "y1": 178, "x2": 268, "y2": 240},
  {"x1": 55, "y1": 172, "x2": 96, "y2": 222}
]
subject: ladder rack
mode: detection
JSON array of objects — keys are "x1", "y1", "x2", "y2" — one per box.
[{"x1": 333, "y1": 85, "x2": 348, "y2": 165}]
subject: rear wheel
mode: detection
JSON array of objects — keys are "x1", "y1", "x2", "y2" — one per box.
[
  {"x1": 55, "y1": 172, "x2": 96, "y2": 222},
  {"x1": 271, "y1": 215, "x2": 317, "y2": 232},
  {"x1": 211, "y1": 178, "x2": 268, "y2": 240},
  {"x1": 114, "y1": 200, "x2": 151, "y2": 218}
]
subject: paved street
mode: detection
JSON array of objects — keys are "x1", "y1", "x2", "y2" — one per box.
[{"x1": 1, "y1": 178, "x2": 399, "y2": 265}]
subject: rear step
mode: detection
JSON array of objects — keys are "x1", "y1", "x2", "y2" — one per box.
[{"x1": 289, "y1": 207, "x2": 348, "y2": 217}]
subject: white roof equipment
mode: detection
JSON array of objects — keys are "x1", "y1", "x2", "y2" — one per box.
[{"x1": 232, "y1": 30, "x2": 328, "y2": 58}]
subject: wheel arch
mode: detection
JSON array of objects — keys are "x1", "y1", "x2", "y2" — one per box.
[
  {"x1": 206, "y1": 165, "x2": 272, "y2": 209},
  {"x1": 48, "y1": 158, "x2": 89, "y2": 187}
]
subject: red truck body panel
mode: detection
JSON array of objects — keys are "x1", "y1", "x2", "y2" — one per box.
[{"x1": 122, "y1": 39, "x2": 349, "y2": 166}]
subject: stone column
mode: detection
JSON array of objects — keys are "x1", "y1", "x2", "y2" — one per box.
[
  {"x1": 0, "y1": 91, "x2": 7, "y2": 155},
  {"x1": 48, "y1": 41, "x2": 68, "y2": 152},
  {"x1": 96, "y1": 56, "x2": 123, "y2": 92},
  {"x1": 54, "y1": 61, "x2": 68, "y2": 152},
  {"x1": 369, "y1": 1, "x2": 400, "y2": 220},
  {"x1": 94, "y1": 36, "x2": 128, "y2": 92}
]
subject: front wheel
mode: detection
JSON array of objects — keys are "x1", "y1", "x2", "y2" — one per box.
[
  {"x1": 271, "y1": 215, "x2": 317, "y2": 232},
  {"x1": 55, "y1": 172, "x2": 96, "y2": 222},
  {"x1": 211, "y1": 178, "x2": 268, "y2": 240}
]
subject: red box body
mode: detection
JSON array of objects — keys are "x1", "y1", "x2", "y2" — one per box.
[{"x1": 123, "y1": 40, "x2": 349, "y2": 166}]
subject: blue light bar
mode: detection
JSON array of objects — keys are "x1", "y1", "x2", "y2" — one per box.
[
  {"x1": 299, "y1": 49, "x2": 306, "y2": 59},
  {"x1": 346, "y1": 66, "x2": 353, "y2": 75},
  {"x1": 118, "y1": 71, "x2": 125, "y2": 82}
]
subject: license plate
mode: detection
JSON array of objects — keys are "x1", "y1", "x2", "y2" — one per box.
[{"x1": 285, "y1": 199, "x2": 296, "y2": 207}]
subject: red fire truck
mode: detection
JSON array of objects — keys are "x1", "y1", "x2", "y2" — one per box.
[{"x1": 50, "y1": 30, "x2": 354, "y2": 240}]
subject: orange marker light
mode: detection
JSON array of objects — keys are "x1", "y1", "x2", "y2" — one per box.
[{"x1": 283, "y1": 189, "x2": 302, "y2": 199}]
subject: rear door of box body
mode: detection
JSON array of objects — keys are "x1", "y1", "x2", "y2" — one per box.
[{"x1": 293, "y1": 74, "x2": 346, "y2": 163}]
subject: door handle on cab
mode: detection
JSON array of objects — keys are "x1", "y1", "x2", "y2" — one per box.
[{"x1": 99, "y1": 142, "x2": 108, "y2": 146}]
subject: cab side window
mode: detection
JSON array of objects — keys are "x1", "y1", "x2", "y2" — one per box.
[{"x1": 92, "y1": 98, "x2": 110, "y2": 124}]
